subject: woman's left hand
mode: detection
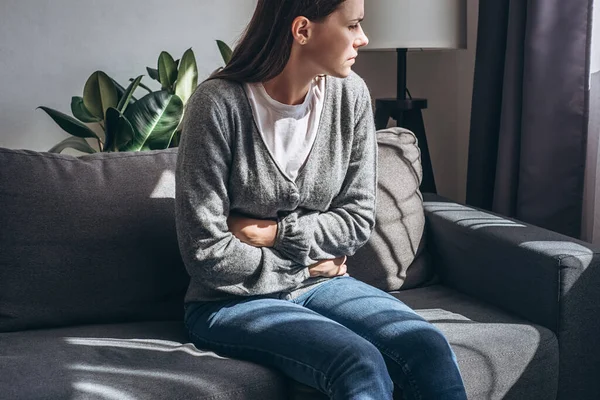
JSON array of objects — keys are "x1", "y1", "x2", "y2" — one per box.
[{"x1": 227, "y1": 213, "x2": 278, "y2": 247}]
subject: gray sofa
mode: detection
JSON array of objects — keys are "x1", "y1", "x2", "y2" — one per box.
[{"x1": 1, "y1": 132, "x2": 599, "y2": 399}]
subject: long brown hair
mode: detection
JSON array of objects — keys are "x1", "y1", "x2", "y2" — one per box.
[{"x1": 210, "y1": 0, "x2": 346, "y2": 83}]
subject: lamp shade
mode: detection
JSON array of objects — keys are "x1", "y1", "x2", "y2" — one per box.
[{"x1": 360, "y1": 0, "x2": 467, "y2": 51}]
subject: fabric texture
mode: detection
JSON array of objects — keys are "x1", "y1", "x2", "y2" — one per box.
[
  {"x1": 0, "y1": 321, "x2": 287, "y2": 400},
  {"x1": 347, "y1": 128, "x2": 433, "y2": 291},
  {"x1": 0, "y1": 148, "x2": 189, "y2": 332},
  {"x1": 423, "y1": 193, "x2": 600, "y2": 400},
  {"x1": 176, "y1": 71, "x2": 377, "y2": 303},
  {"x1": 243, "y1": 76, "x2": 325, "y2": 181}
]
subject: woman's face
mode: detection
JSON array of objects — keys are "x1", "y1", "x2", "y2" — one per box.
[{"x1": 303, "y1": 0, "x2": 369, "y2": 78}]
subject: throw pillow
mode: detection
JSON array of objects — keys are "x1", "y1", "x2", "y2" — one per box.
[
  {"x1": 0, "y1": 148, "x2": 189, "y2": 332},
  {"x1": 347, "y1": 127, "x2": 435, "y2": 291}
]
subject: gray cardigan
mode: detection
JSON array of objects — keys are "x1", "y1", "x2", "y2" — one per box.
[{"x1": 175, "y1": 71, "x2": 377, "y2": 303}]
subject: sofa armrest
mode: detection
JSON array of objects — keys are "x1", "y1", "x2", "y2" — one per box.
[
  {"x1": 423, "y1": 193, "x2": 600, "y2": 330},
  {"x1": 423, "y1": 193, "x2": 600, "y2": 398}
]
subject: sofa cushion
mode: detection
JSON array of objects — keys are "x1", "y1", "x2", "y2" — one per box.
[
  {"x1": 348, "y1": 128, "x2": 434, "y2": 291},
  {"x1": 393, "y1": 285, "x2": 559, "y2": 400},
  {"x1": 0, "y1": 321, "x2": 287, "y2": 400},
  {"x1": 0, "y1": 148, "x2": 189, "y2": 332},
  {"x1": 0, "y1": 289, "x2": 559, "y2": 400}
]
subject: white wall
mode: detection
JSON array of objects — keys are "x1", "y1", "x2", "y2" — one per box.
[
  {"x1": 0, "y1": 0, "x2": 478, "y2": 203},
  {"x1": 591, "y1": 0, "x2": 600, "y2": 74},
  {"x1": 0, "y1": 0, "x2": 257, "y2": 151}
]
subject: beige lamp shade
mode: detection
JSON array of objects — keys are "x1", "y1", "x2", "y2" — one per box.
[{"x1": 360, "y1": 0, "x2": 467, "y2": 50}]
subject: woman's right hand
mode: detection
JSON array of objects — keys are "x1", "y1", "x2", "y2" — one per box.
[{"x1": 308, "y1": 255, "x2": 347, "y2": 278}]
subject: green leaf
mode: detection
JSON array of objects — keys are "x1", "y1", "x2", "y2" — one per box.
[
  {"x1": 116, "y1": 116, "x2": 135, "y2": 151},
  {"x1": 146, "y1": 67, "x2": 159, "y2": 81},
  {"x1": 105, "y1": 107, "x2": 135, "y2": 152},
  {"x1": 71, "y1": 97, "x2": 101, "y2": 123},
  {"x1": 175, "y1": 48, "x2": 198, "y2": 105},
  {"x1": 216, "y1": 40, "x2": 233, "y2": 65},
  {"x1": 48, "y1": 136, "x2": 96, "y2": 154},
  {"x1": 131, "y1": 78, "x2": 153, "y2": 93},
  {"x1": 113, "y1": 79, "x2": 126, "y2": 95},
  {"x1": 122, "y1": 91, "x2": 183, "y2": 151},
  {"x1": 113, "y1": 78, "x2": 138, "y2": 103},
  {"x1": 169, "y1": 129, "x2": 181, "y2": 148},
  {"x1": 37, "y1": 106, "x2": 99, "y2": 139},
  {"x1": 157, "y1": 52, "x2": 177, "y2": 91},
  {"x1": 83, "y1": 71, "x2": 118, "y2": 119},
  {"x1": 117, "y1": 75, "x2": 143, "y2": 114}
]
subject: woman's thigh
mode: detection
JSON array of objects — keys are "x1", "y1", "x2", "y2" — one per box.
[
  {"x1": 294, "y1": 276, "x2": 429, "y2": 343},
  {"x1": 184, "y1": 296, "x2": 393, "y2": 398},
  {"x1": 296, "y1": 276, "x2": 465, "y2": 399}
]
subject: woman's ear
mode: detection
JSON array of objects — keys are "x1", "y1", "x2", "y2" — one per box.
[{"x1": 291, "y1": 16, "x2": 311, "y2": 45}]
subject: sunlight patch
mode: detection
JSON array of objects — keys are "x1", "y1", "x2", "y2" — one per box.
[
  {"x1": 64, "y1": 337, "x2": 226, "y2": 359},
  {"x1": 73, "y1": 382, "x2": 136, "y2": 400},
  {"x1": 150, "y1": 170, "x2": 175, "y2": 198},
  {"x1": 423, "y1": 202, "x2": 526, "y2": 229}
]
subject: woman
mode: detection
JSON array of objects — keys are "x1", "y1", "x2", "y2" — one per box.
[{"x1": 175, "y1": 0, "x2": 467, "y2": 398}]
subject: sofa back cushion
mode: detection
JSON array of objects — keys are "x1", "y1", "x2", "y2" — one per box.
[
  {"x1": 347, "y1": 128, "x2": 435, "y2": 291},
  {"x1": 0, "y1": 148, "x2": 189, "y2": 332}
]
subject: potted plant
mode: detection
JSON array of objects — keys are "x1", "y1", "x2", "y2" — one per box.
[{"x1": 40, "y1": 40, "x2": 232, "y2": 154}]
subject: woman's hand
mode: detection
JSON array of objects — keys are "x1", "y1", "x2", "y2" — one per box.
[
  {"x1": 308, "y1": 255, "x2": 347, "y2": 278},
  {"x1": 227, "y1": 214, "x2": 278, "y2": 247},
  {"x1": 227, "y1": 213, "x2": 348, "y2": 278}
]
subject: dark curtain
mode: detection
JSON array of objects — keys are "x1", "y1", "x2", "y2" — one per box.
[{"x1": 466, "y1": 0, "x2": 593, "y2": 238}]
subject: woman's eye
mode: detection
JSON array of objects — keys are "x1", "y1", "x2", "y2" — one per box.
[{"x1": 349, "y1": 24, "x2": 359, "y2": 30}]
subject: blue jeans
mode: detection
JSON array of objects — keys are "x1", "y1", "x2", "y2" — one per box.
[{"x1": 184, "y1": 276, "x2": 467, "y2": 400}]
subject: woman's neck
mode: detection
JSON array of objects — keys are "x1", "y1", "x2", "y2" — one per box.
[{"x1": 262, "y1": 58, "x2": 317, "y2": 105}]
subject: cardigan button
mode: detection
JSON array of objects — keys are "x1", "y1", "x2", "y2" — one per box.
[{"x1": 289, "y1": 191, "x2": 300, "y2": 206}]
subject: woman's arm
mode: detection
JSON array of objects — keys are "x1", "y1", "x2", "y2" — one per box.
[
  {"x1": 271, "y1": 80, "x2": 378, "y2": 266},
  {"x1": 226, "y1": 214, "x2": 278, "y2": 247},
  {"x1": 226, "y1": 213, "x2": 349, "y2": 278},
  {"x1": 175, "y1": 88, "x2": 309, "y2": 297}
]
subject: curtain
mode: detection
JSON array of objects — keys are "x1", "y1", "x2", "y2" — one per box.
[{"x1": 466, "y1": 0, "x2": 593, "y2": 239}]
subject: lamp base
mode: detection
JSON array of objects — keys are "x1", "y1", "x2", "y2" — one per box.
[{"x1": 375, "y1": 98, "x2": 437, "y2": 194}]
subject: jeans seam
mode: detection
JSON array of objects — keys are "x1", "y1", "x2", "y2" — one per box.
[
  {"x1": 185, "y1": 326, "x2": 330, "y2": 388},
  {"x1": 291, "y1": 276, "x2": 343, "y2": 304},
  {"x1": 349, "y1": 330, "x2": 422, "y2": 400}
]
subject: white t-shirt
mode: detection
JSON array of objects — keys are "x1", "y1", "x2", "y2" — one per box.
[{"x1": 244, "y1": 76, "x2": 326, "y2": 181}]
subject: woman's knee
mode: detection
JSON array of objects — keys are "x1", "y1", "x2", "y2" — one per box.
[
  {"x1": 340, "y1": 337, "x2": 387, "y2": 370},
  {"x1": 326, "y1": 337, "x2": 393, "y2": 397},
  {"x1": 399, "y1": 321, "x2": 456, "y2": 366}
]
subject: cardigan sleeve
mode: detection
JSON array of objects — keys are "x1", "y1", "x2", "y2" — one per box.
[
  {"x1": 175, "y1": 87, "x2": 309, "y2": 297},
  {"x1": 272, "y1": 78, "x2": 377, "y2": 265}
]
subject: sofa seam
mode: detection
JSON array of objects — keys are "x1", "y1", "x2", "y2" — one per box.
[
  {"x1": 557, "y1": 257, "x2": 563, "y2": 336},
  {"x1": 0, "y1": 148, "x2": 177, "y2": 162},
  {"x1": 455, "y1": 335, "x2": 558, "y2": 363},
  {"x1": 197, "y1": 381, "x2": 286, "y2": 400},
  {"x1": 554, "y1": 252, "x2": 600, "y2": 265}
]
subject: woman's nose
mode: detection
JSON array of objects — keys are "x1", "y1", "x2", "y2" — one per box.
[{"x1": 356, "y1": 25, "x2": 369, "y2": 48}]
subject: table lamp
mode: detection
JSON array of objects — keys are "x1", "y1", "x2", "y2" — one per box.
[{"x1": 360, "y1": 0, "x2": 467, "y2": 194}]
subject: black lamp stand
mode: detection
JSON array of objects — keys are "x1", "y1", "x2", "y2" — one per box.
[{"x1": 374, "y1": 49, "x2": 437, "y2": 194}]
